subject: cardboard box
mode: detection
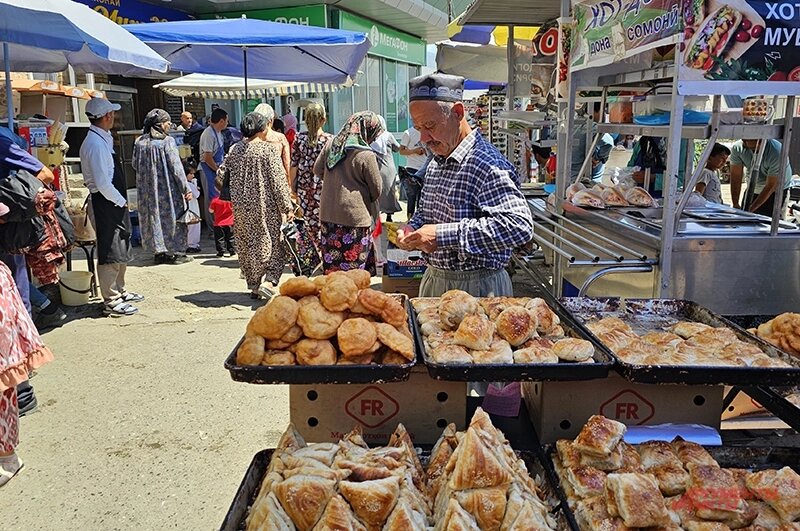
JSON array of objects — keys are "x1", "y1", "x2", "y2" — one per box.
[
  {"x1": 381, "y1": 275, "x2": 421, "y2": 298},
  {"x1": 385, "y1": 244, "x2": 427, "y2": 278},
  {"x1": 721, "y1": 386, "x2": 766, "y2": 420},
  {"x1": 290, "y1": 367, "x2": 466, "y2": 445},
  {"x1": 522, "y1": 375, "x2": 723, "y2": 443}
]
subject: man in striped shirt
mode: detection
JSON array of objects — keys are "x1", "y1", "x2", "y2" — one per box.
[{"x1": 397, "y1": 73, "x2": 534, "y2": 297}]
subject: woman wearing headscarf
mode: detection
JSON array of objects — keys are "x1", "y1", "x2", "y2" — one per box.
[
  {"x1": 255, "y1": 103, "x2": 291, "y2": 180},
  {"x1": 289, "y1": 103, "x2": 332, "y2": 274},
  {"x1": 370, "y1": 115, "x2": 402, "y2": 222},
  {"x1": 218, "y1": 110, "x2": 293, "y2": 299},
  {"x1": 132, "y1": 109, "x2": 193, "y2": 264},
  {"x1": 282, "y1": 113, "x2": 298, "y2": 150},
  {"x1": 312, "y1": 111, "x2": 383, "y2": 275}
]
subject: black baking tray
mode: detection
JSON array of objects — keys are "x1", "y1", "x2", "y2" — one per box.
[
  {"x1": 415, "y1": 294, "x2": 614, "y2": 382},
  {"x1": 559, "y1": 298, "x2": 800, "y2": 386},
  {"x1": 224, "y1": 298, "x2": 417, "y2": 385},
  {"x1": 543, "y1": 443, "x2": 800, "y2": 531},
  {"x1": 220, "y1": 448, "x2": 567, "y2": 531}
]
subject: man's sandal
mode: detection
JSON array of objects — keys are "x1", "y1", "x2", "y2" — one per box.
[{"x1": 103, "y1": 302, "x2": 138, "y2": 317}]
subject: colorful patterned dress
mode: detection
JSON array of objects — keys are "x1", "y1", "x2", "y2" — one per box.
[
  {"x1": 0, "y1": 261, "x2": 54, "y2": 453},
  {"x1": 290, "y1": 130, "x2": 332, "y2": 273},
  {"x1": 220, "y1": 139, "x2": 293, "y2": 290},
  {"x1": 132, "y1": 134, "x2": 189, "y2": 255}
]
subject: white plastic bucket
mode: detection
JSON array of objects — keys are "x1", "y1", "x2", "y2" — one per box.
[{"x1": 59, "y1": 271, "x2": 93, "y2": 306}]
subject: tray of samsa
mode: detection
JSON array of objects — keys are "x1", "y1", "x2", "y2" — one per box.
[
  {"x1": 221, "y1": 408, "x2": 572, "y2": 531},
  {"x1": 544, "y1": 414, "x2": 800, "y2": 531},
  {"x1": 559, "y1": 297, "x2": 800, "y2": 386},
  {"x1": 224, "y1": 271, "x2": 416, "y2": 385},
  {"x1": 411, "y1": 291, "x2": 614, "y2": 381}
]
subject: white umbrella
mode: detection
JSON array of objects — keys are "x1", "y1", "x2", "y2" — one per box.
[{"x1": 154, "y1": 73, "x2": 350, "y2": 100}]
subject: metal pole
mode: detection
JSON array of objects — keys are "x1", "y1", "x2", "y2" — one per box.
[
  {"x1": 507, "y1": 25, "x2": 515, "y2": 114},
  {"x1": 771, "y1": 95, "x2": 795, "y2": 235},
  {"x1": 243, "y1": 46, "x2": 248, "y2": 114},
  {"x1": 4, "y1": 43, "x2": 13, "y2": 130}
]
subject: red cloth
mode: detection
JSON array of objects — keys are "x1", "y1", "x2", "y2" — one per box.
[
  {"x1": 286, "y1": 129, "x2": 296, "y2": 150},
  {"x1": 209, "y1": 197, "x2": 234, "y2": 227}
]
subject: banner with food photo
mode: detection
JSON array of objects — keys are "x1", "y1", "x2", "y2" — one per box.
[
  {"x1": 679, "y1": 0, "x2": 800, "y2": 92},
  {"x1": 529, "y1": 19, "x2": 559, "y2": 101}
]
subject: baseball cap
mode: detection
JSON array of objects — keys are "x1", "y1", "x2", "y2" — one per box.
[{"x1": 85, "y1": 97, "x2": 121, "y2": 119}]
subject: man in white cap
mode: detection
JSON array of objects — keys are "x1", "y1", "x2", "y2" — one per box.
[{"x1": 80, "y1": 97, "x2": 143, "y2": 317}]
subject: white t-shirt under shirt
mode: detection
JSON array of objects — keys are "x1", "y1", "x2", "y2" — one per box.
[
  {"x1": 400, "y1": 128, "x2": 427, "y2": 170},
  {"x1": 199, "y1": 126, "x2": 223, "y2": 158},
  {"x1": 697, "y1": 168, "x2": 723, "y2": 204}
]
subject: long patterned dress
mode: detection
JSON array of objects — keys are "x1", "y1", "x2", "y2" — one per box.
[
  {"x1": 0, "y1": 261, "x2": 53, "y2": 453},
  {"x1": 220, "y1": 139, "x2": 293, "y2": 290},
  {"x1": 290, "y1": 130, "x2": 332, "y2": 273},
  {"x1": 132, "y1": 134, "x2": 189, "y2": 255}
]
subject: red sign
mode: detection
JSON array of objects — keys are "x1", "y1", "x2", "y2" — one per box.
[
  {"x1": 599, "y1": 389, "x2": 655, "y2": 424},
  {"x1": 345, "y1": 386, "x2": 400, "y2": 429}
]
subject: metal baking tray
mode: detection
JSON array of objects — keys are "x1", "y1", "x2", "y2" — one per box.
[
  {"x1": 543, "y1": 443, "x2": 800, "y2": 531},
  {"x1": 220, "y1": 448, "x2": 569, "y2": 531},
  {"x1": 560, "y1": 298, "x2": 800, "y2": 385},
  {"x1": 224, "y1": 297, "x2": 416, "y2": 385},
  {"x1": 414, "y1": 295, "x2": 613, "y2": 382}
]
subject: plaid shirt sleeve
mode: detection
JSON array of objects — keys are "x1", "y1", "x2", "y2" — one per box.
[{"x1": 436, "y1": 165, "x2": 533, "y2": 254}]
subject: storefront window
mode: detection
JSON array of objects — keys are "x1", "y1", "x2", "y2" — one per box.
[
  {"x1": 367, "y1": 56, "x2": 381, "y2": 117},
  {"x1": 383, "y1": 60, "x2": 398, "y2": 132},
  {"x1": 396, "y1": 63, "x2": 409, "y2": 132},
  {"x1": 353, "y1": 58, "x2": 368, "y2": 115},
  {"x1": 334, "y1": 82, "x2": 354, "y2": 133}
]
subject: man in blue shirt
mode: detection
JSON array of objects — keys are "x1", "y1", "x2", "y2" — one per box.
[
  {"x1": 571, "y1": 103, "x2": 614, "y2": 182},
  {"x1": 729, "y1": 139, "x2": 792, "y2": 216}
]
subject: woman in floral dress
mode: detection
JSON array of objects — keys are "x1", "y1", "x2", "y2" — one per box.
[
  {"x1": 289, "y1": 103, "x2": 332, "y2": 274},
  {"x1": 313, "y1": 111, "x2": 383, "y2": 275},
  {"x1": 218, "y1": 110, "x2": 293, "y2": 299}
]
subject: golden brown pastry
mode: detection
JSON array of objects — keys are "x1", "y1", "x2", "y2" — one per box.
[
  {"x1": 294, "y1": 339, "x2": 337, "y2": 365},
  {"x1": 580, "y1": 443, "x2": 623, "y2": 471},
  {"x1": 519, "y1": 337, "x2": 555, "y2": 350},
  {"x1": 312, "y1": 274, "x2": 329, "y2": 290},
  {"x1": 416, "y1": 307, "x2": 440, "y2": 325},
  {"x1": 373, "y1": 322, "x2": 415, "y2": 361},
  {"x1": 320, "y1": 274, "x2": 358, "y2": 312},
  {"x1": 263, "y1": 349, "x2": 296, "y2": 366},
  {"x1": 439, "y1": 289, "x2": 479, "y2": 330},
  {"x1": 411, "y1": 297, "x2": 439, "y2": 312},
  {"x1": 381, "y1": 350, "x2": 410, "y2": 365},
  {"x1": 565, "y1": 466, "x2": 607, "y2": 499},
  {"x1": 440, "y1": 498, "x2": 481, "y2": 530},
  {"x1": 344, "y1": 268, "x2": 371, "y2": 289},
  {"x1": 266, "y1": 324, "x2": 305, "y2": 350},
  {"x1": 671, "y1": 437, "x2": 717, "y2": 471},
  {"x1": 250, "y1": 296, "x2": 301, "y2": 340},
  {"x1": 431, "y1": 343, "x2": 472, "y2": 364},
  {"x1": 470, "y1": 337, "x2": 513, "y2": 364},
  {"x1": 237, "y1": 335, "x2": 266, "y2": 365},
  {"x1": 455, "y1": 486, "x2": 507, "y2": 531},
  {"x1": 669, "y1": 321, "x2": 713, "y2": 339},
  {"x1": 587, "y1": 317, "x2": 633, "y2": 335},
  {"x1": 526, "y1": 298, "x2": 561, "y2": 334},
  {"x1": 297, "y1": 300, "x2": 345, "y2": 339},
  {"x1": 246, "y1": 490, "x2": 295, "y2": 531},
  {"x1": 573, "y1": 494, "x2": 629, "y2": 531},
  {"x1": 280, "y1": 276, "x2": 318, "y2": 298},
  {"x1": 745, "y1": 466, "x2": 800, "y2": 522},
  {"x1": 495, "y1": 306, "x2": 538, "y2": 346},
  {"x1": 513, "y1": 345, "x2": 559, "y2": 364},
  {"x1": 448, "y1": 427, "x2": 512, "y2": 490},
  {"x1": 358, "y1": 289, "x2": 407, "y2": 327},
  {"x1": 605, "y1": 472, "x2": 671, "y2": 528},
  {"x1": 573, "y1": 415, "x2": 626, "y2": 457},
  {"x1": 749, "y1": 500, "x2": 783, "y2": 530},
  {"x1": 382, "y1": 498, "x2": 427, "y2": 531},
  {"x1": 338, "y1": 476, "x2": 400, "y2": 529},
  {"x1": 298, "y1": 295, "x2": 320, "y2": 307},
  {"x1": 501, "y1": 482, "x2": 556, "y2": 531},
  {"x1": 623, "y1": 186, "x2": 656, "y2": 207},
  {"x1": 337, "y1": 354, "x2": 374, "y2": 365},
  {"x1": 572, "y1": 189, "x2": 606, "y2": 208},
  {"x1": 637, "y1": 440, "x2": 689, "y2": 495},
  {"x1": 601, "y1": 187, "x2": 630, "y2": 207},
  {"x1": 454, "y1": 313, "x2": 495, "y2": 350},
  {"x1": 311, "y1": 494, "x2": 366, "y2": 531},
  {"x1": 641, "y1": 331, "x2": 683, "y2": 349},
  {"x1": 337, "y1": 317, "x2": 378, "y2": 358},
  {"x1": 683, "y1": 522, "x2": 732, "y2": 531},
  {"x1": 689, "y1": 465, "x2": 754, "y2": 524},
  {"x1": 556, "y1": 439, "x2": 583, "y2": 469},
  {"x1": 686, "y1": 327, "x2": 738, "y2": 350},
  {"x1": 553, "y1": 338, "x2": 595, "y2": 362},
  {"x1": 273, "y1": 475, "x2": 337, "y2": 531},
  {"x1": 479, "y1": 296, "x2": 518, "y2": 320}
]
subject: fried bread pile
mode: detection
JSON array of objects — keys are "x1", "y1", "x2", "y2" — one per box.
[
  {"x1": 587, "y1": 317, "x2": 790, "y2": 368},
  {"x1": 236, "y1": 271, "x2": 414, "y2": 367},
  {"x1": 412, "y1": 291, "x2": 596, "y2": 365},
  {"x1": 245, "y1": 408, "x2": 557, "y2": 530},
  {"x1": 751, "y1": 313, "x2": 800, "y2": 359},
  {"x1": 554, "y1": 415, "x2": 800, "y2": 531}
]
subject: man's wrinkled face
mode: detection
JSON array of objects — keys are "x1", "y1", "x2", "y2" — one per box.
[
  {"x1": 410, "y1": 100, "x2": 463, "y2": 157},
  {"x1": 181, "y1": 113, "x2": 192, "y2": 128}
]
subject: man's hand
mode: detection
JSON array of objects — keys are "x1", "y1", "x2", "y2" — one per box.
[
  {"x1": 36, "y1": 166, "x2": 55, "y2": 185},
  {"x1": 395, "y1": 224, "x2": 416, "y2": 251},
  {"x1": 416, "y1": 147, "x2": 426, "y2": 156},
  {"x1": 398, "y1": 224, "x2": 438, "y2": 253}
]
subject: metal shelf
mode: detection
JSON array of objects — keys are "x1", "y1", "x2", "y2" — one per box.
[
  {"x1": 495, "y1": 110, "x2": 556, "y2": 128},
  {"x1": 532, "y1": 139, "x2": 557, "y2": 148},
  {"x1": 597, "y1": 65, "x2": 675, "y2": 87},
  {"x1": 597, "y1": 123, "x2": 784, "y2": 140}
]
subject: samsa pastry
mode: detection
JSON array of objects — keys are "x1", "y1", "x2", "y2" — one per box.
[
  {"x1": 605, "y1": 473, "x2": 671, "y2": 528},
  {"x1": 454, "y1": 313, "x2": 495, "y2": 350},
  {"x1": 669, "y1": 321, "x2": 713, "y2": 339},
  {"x1": 471, "y1": 338, "x2": 514, "y2": 364},
  {"x1": 280, "y1": 276, "x2": 318, "y2": 298},
  {"x1": 237, "y1": 335, "x2": 266, "y2": 365},
  {"x1": 245, "y1": 491, "x2": 295, "y2": 531},
  {"x1": 337, "y1": 317, "x2": 378, "y2": 357},
  {"x1": 513, "y1": 345, "x2": 559, "y2": 364},
  {"x1": 587, "y1": 316, "x2": 632, "y2": 336},
  {"x1": 572, "y1": 189, "x2": 606, "y2": 208},
  {"x1": 566, "y1": 181, "x2": 586, "y2": 202},
  {"x1": 373, "y1": 323, "x2": 415, "y2": 361},
  {"x1": 339, "y1": 476, "x2": 400, "y2": 529},
  {"x1": 320, "y1": 274, "x2": 358, "y2": 312},
  {"x1": 440, "y1": 499, "x2": 481, "y2": 531},
  {"x1": 263, "y1": 349, "x2": 296, "y2": 366},
  {"x1": 383, "y1": 499, "x2": 428, "y2": 531},
  {"x1": 250, "y1": 296, "x2": 300, "y2": 339},
  {"x1": 573, "y1": 415, "x2": 626, "y2": 457},
  {"x1": 294, "y1": 339, "x2": 337, "y2": 366},
  {"x1": 745, "y1": 466, "x2": 800, "y2": 522},
  {"x1": 597, "y1": 329, "x2": 638, "y2": 352},
  {"x1": 689, "y1": 466, "x2": 754, "y2": 524},
  {"x1": 573, "y1": 494, "x2": 628, "y2": 531},
  {"x1": 526, "y1": 298, "x2": 561, "y2": 334},
  {"x1": 495, "y1": 306, "x2": 538, "y2": 346},
  {"x1": 601, "y1": 187, "x2": 630, "y2": 207},
  {"x1": 382, "y1": 350, "x2": 410, "y2": 365},
  {"x1": 298, "y1": 300, "x2": 345, "y2": 339},
  {"x1": 565, "y1": 466, "x2": 607, "y2": 499},
  {"x1": 552, "y1": 338, "x2": 595, "y2": 362},
  {"x1": 273, "y1": 475, "x2": 337, "y2": 531},
  {"x1": 580, "y1": 442, "x2": 623, "y2": 471},
  {"x1": 623, "y1": 186, "x2": 657, "y2": 207},
  {"x1": 671, "y1": 437, "x2": 717, "y2": 471},
  {"x1": 431, "y1": 343, "x2": 472, "y2": 364},
  {"x1": 455, "y1": 486, "x2": 507, "y2": 531},
  {"x1": 641, "y1": 331, "x2": 683, "y2": 349},
  {"x1": 439, "y1": 289, "x2": 479, "y2": 330},
  {"x1": 448, "y1": 427, "x2": 512, "y2": 490},
  {"x1": 311, "y1": 495, "x2": 366, "y2": 531},
  {"x1": 298, "y1": 295, "x2": 319, "y2": 307},
  {"x1": 411, "y1": 297, "x2": 439, "y2": 312}
]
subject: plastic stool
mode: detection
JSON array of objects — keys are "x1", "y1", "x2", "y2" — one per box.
[{"x1": 66, "y1": 240, "x2": 98, "y2": 298}]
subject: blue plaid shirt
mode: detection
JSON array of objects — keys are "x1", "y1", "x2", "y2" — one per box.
[{"x1": 409, "y1": 130, "x2": 533, "y2": 271}]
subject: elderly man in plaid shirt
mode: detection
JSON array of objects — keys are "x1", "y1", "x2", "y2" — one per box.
[{"x1": 397, "y1": 73, "x2": 534, "y2": 298}]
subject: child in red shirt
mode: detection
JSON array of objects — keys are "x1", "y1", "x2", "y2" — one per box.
[{"x1": 209, "y1": 195, "x2": 235, "y2": 257}]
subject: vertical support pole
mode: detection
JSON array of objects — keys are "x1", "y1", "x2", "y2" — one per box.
[
  {"x1": 772, "y1": 95, "x2": 795, "y2": 235},
  {"x1": 507, "y1": 25, "x2": 515, "y2": 114},
  {"x1": 4, "y1": 43, "x2": 13, "y2": 130},
  {"x1": 243, "y1": 46, "x2": 249, "y2": 116}
]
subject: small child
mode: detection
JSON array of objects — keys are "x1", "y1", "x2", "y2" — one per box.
[
  {"x1": 184, "y1": 162, "x2": 202, "y2": 253},
  {"x1": 695, "y1": 143, "x2": 730, "y2": 204},
  {"x1": 209, "y1": 185, "x2": 235, "y2": 257}
]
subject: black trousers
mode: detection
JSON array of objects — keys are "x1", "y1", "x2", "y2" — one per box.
[
  {"x1": 745, "y1": 188, "x2": 788, "y2": 217},
  {"x1": 214, "y1": 225, "x2": 234, "y2": 253}
]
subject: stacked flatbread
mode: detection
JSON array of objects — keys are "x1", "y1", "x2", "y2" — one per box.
[
  {"x1": 236, "y1": 271, "x2": 414, "y2": 367},
  {"x1": 587, "y1": 316, "x2": 791, "y2": 368},
  {"x1": 554, "y1": 415, "x2": 800, "y2": 531},
  {"x1": 412, "y1": 291, "x2": 596, "y2": 365},
  {"x1": 245, "y1": 409, "x2": 558, "y2": 530}
]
